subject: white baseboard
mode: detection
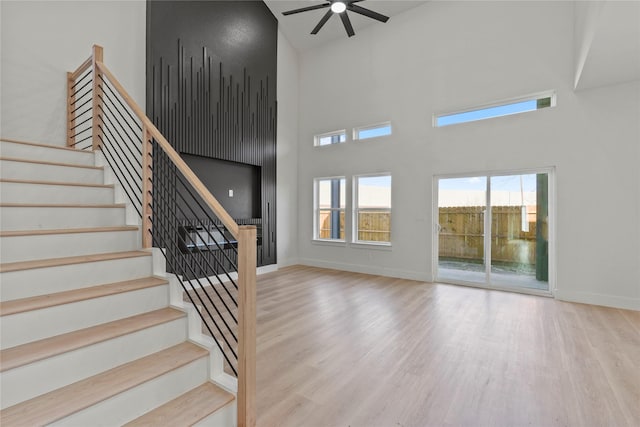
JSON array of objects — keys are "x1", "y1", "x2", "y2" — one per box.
[
  {"x1": 555, "y1": 289, "x2": 640, "y2": 311},
  {"x1": 297, "y1": 258, "x2": 430, "y2": 282},
  {"x1": 277, "y1": 258, "x2": 300, "y2": 268}
]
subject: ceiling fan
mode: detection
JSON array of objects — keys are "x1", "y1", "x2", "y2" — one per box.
[{"x1": 282, "y1": 0, "x2": 390, "y2": 38}]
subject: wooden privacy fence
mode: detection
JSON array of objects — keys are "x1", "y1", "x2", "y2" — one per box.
[
  {"x1": 439, "y1": 206, "x2": 540, "y2": 265},
  {"x1": 318, "y1": 211, "x2": 391, "y2": 242}
]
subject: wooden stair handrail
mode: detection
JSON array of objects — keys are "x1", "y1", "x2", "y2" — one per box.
[
  {"x1": 94, "y1": 60, "x2": 240, "y2": 239},
  {"x1": 67, "y1": 46, "x2": 256, "y2": 426}
]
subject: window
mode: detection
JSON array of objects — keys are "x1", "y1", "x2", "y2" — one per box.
[
  {"x1": 314, "y1": 177, "x2": 346, "y2": 241},
  {"x1": 314, "y1": 130, "x2": 347, "y2": 146},
  {"x1": 354, "y1": 174, "x2": 392, "y2": 244},
  {"x1": 434, "y1": 91, "x2": 556, "y2": 127},
  {"x1": 353, "y1": 122, "x2": 392, "y2": 140}
]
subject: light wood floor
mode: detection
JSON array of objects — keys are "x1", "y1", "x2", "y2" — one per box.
[{"x1": 253, "y1": 266, "x2": 640, "y2": 427}]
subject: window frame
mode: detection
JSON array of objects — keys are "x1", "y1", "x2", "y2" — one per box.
[
  {"x1": 353, "y1": 121, "x2": 393, "y2": 141},
  {"x1": 352, "y1": 173, "x2": 392, "y2": 246},
  {"x1": 433, "y1": 90, "x2": 556, "y2": 127},
  {"x1": 313, "y1": 176, "x2": 347, "y2": 242},
  {"x1": 314, "y1": 129, "x2": 347, "y2": 147}
]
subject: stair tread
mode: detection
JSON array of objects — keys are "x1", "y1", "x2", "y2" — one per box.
[
  {"x1": 0, "y1": 342, "x2": 208, "y2": 426},
  {"x1": 0, "y1": 202, "x2": 125, "y2": 208},
  {"x1": 0, "y1": 307, "x2": 184, "y2": 372},
  {"x1": 0, "y1": 178, "x2": 113, "y2": 188},
  {"x1": 0, "y1": 226, "x2": 138, "y2": 237},
  {"x1": 125, "y1": 382, "x2": 234, "y2": 427},
  {"x1": 0, "y1": 138, "x2": 94, "y2": 154},
  {"x1": 0, "y1": 250, "x2": 151, "y2": 273},
  {"x1": 0, "y1": 276, "x2": 168, "y2": 316},
  {"x1": 0, "y1": 156, "x2": 101, "y2": 170}
]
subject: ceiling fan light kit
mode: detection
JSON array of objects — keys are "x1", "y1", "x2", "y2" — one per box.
[{"x1": 282, "y1": 0, "x2": 390, "y2": 38}]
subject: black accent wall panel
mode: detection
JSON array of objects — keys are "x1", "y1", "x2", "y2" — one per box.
[{"x1": 146, "y1": 0, "x2": 277, "y2": 267}]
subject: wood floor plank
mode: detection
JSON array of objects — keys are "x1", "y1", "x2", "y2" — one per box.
[
  {"x1": 0, "y1": 342, "x2": 208, "y2": 426},
  {"x1": 0, "y1": 308, "x2": 184, "y2": 372},
  {"x1": 238, "y1": 266, "x2": 640, "y2": 427},
  {"x1": 124, "y1": 382, "x2": 234, "y2": 426}
]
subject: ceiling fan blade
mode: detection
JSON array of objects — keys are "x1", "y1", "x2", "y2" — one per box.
[
  {"x1": 283, "y1": 3, "x2": 330, "y2": 16},
  {"x1": 348, "y1": 4, "x2": 390, "y2": 23},
  {"x1": 340, "y1": 12, "x2": 355, "y2": 37},
  {"x1": 311, "y1": 9, "x2": 334, "y2": 34}
]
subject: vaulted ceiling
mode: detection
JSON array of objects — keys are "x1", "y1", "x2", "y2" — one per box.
[{"x1": 263, "y1": 1, "x2": 429, "y2": 51}]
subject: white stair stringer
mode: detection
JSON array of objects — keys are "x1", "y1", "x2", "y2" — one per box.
[
  {"x1": 0, "y1": 139, "x2": 95, "y2": 166},
  {"x1": 165, "y1": 266, "x2": 239, "y2": 396},
  {"x1": 0, "y1": 312, "x2": 188, "y2": 409}
]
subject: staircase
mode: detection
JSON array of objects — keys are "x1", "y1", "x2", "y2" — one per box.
[{"x1": 0, "y1": 139, "x2": 236, "y2": 426}]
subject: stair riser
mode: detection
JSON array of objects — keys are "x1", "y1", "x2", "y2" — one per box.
[
  {"x1": 0, "y1": 256, "x2": 153, "y2": 302},
  {"x1": 1, "y1": 230, "x2": 140, "y2": 263},
  {"x1": 51, "y1": 357, "x2": 209, "y2": 427},
  {"x1": 0, "y1": 206, "x2": 125, "y2": 231},
  {"x1": 194, "y1": 401, "x2": 235, "y2": 427},
  {"x1": 0, "y1": 285, "x2": 169, "y2": 349},
  {"x1": 0, "y1": 141, "x2": 95, "y2": 166},
  {"x1": 0, "y1": 317, "x2": 187, "y2": 410},
  {"x1": 0, "y1": 160, "x2": 103, "y2": 184},
  {"x1": 0, "y1": 182, "x2": 114, "y2": 204}
]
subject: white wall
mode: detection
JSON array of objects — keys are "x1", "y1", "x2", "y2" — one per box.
[
  {"x1": 1, "y1": 0, "x2": 146, "y2": 146},
  {"x1": 276, "y1": 29, "x2": 300, "y2": 267},
  {"x1": 295, "y1": 1, "x2": 640, "y2": 309}
]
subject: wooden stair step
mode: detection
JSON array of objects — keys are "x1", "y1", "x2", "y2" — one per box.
[
  {"x1": 0, "y1": 226, "x2": 138, "y2": 237},
  {"x1": 0, "y1": 307, "x2": 184, "y2": 372},
  {"x1": 0, "y1": 156, "x2": 101, "y2": 170},
  {"x1": 125, "y1": 382, "x2": 234, "y2": 427},
  {"x1": 0, "y1": 276, "x2": 168, "y2": 317},
  {"x1": 0, "y1": 138, "x2": 94, "y2": 154},
  {"x1": 0, "y1": 342, "x2": 209, "y2": 426},
  {"x1": 0, "y1": 250, "x2": 151, "y2": 273},
  {"x1": 0, "y1": 179, "x2": 113, "y2": 189}
]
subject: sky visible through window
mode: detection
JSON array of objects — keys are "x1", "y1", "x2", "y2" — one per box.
[
  {"x1": 436, "y1": 99, "x2": 545, "y2": 127},
  {"x1": 357, "y1": 124, "x2": 392, "y2": 139}
]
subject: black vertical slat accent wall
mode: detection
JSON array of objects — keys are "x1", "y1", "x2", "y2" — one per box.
[{"x1": 147, "y1": 1, "x2": 277, "y2": 268}]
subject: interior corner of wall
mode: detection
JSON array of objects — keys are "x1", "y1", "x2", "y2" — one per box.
[{"x1": 573, "y1": 0, "x2": 606, "y2": 90}]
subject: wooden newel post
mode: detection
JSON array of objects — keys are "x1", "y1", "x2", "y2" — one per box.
[
  {"x1": 141, "y1": 126, "x2": 153, "y2": 249},
  {"x1": 66, "y1": 72, "x2": 75, "y2": 147},
  {"x1": 237, "y1": 225, "x2": 257, "y2": 427},
  {"x1": 91, "y1": 45, "x2": 104, "y2": 151}
]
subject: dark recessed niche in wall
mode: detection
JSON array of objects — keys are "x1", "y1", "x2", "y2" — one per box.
[
  {"x1": 181, "y1": 153, "x2": 261, "y2": 220},
  {"x1": 147, "y1": 0, "x2": 277, "y2": 267}
]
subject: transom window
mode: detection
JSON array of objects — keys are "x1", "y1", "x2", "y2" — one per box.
[
  {"x1": 353, "y1": 122, "x2": 392, "y2": 140},
  {"x1": 314, "y1": 130, "x2": 347, "y2": 146},
  {"x1": 434, "y1": 91, "x2": 556, "y2": 127}
]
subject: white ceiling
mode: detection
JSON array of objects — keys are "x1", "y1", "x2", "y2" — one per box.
[{"x1": 264, "y1": 0, "x2": 429, "y2": 51}]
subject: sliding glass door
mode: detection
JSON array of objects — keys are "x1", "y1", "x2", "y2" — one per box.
[{"x1": 436, "y1": 171, "x2": 551, "y2": 293}]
